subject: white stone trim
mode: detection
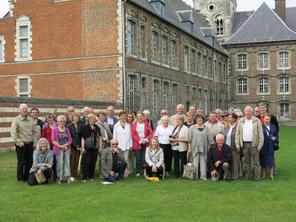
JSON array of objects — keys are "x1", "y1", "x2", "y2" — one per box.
[
  {"x1": 8, "y1": 0, "x2": 15, "y2": 17},
  {"x1": 0, "y1": 117, "x2": 15, "y2": 123},
  {"x1": 0, "y1": 137, "x2": 14, "y2": 143},
  {"x1": 15, "y1": 15, "x2": 32, "y2": 61},
  {"x1": 15, "y1": 75, "x2": 32, "y2": 97},
  {"x1": 0, "y1": 128, "x2": 11, "y2": 133},
  {"x1": 54, "y1": 0, "x2": 71, "y2": 3},
  {"x1": 0, "y1": 36, "x2": 5, "y2": 62}
]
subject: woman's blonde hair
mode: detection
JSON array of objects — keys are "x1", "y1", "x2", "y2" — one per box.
[
  {"x1": 36, "y1": 138, "x2": 50, "y2": 151},
  {"x1": 148, "y1": 137, "x2": 160, "y2": 150}
]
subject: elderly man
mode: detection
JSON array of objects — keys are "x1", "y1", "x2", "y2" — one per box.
[
  {"x1": 208, "y1": 134, "x2": 232, "y2": 181},
  {"x1": 66, "y1": 105, "x2": 75, "y2": 124},
  {"x1": 170, "y1": 104, "x2": 186, "y2": 127},
  {"x1": 205, "y1": 111, "x2": 225, "y2": 139},
  {"x1": 11, "y1": 104, "x2": 37, "y2": 183},
  {"x1": 157, "y1": 109, "x2": 169, "y2": 125},
  {"x1": 101, "y1": 139, "x2": 127, "y2": 182},
  {"x1": 80, "y1": 106, "x2": 93, "y2": 126},
  {"x1": 235, "y1": 106, "x2": 264, "y2": 180},
  {"x1": 106, "y1": 106, "x2": 119, "y2": 133}
]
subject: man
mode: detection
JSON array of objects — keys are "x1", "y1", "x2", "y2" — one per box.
[
  {"x1": 106, "y1": 106, "x2": 119, "y2": 132},
  {"x1": 157, "y1": 109, "x2": 168, "y2": 125},
  {"x1": 208, "y1": 134, "x2": 232, "y2": 181},
  {"x1": 101, "y1": 139, "x2": 127, "y2": 182},
  {"x1": 11, "y1": 104, "x2": 37, "y2": 183},
  {"x1": 235, "y1": 106, "x2": 264, "y2": 180},
  {"x1": 169, "y1": 104, "x2": 186, "y2": 127},
  {"x1": 80, "y1": 106, "x2": 92, "y2": 126},
  {"x1": 66, "y1": 105, "x2": 75, "y2": 124},
  {"x1": 30, "y1": 107, "x2": 44, "y2": 140},
  {"x1": 257, "y1": 102, "x2": 279, "y2": 133},
  {"x1": 205, "y1": 111, "x2": 225, "y2": 139},
  {"x1": 215, "y1": 108, "x2": 223, "y2": 123},
  {"x1": 188, "y1": 105, "x2": 197, "y2": 117}
]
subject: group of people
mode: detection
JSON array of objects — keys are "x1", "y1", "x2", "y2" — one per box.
[{"x1": 10, "y1": 102, "x2": 279, "y2": 186}]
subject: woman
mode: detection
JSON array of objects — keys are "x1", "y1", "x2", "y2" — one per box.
[
  {"x1": 225, "y1": 112, "x2": 239, "y2": 180},
  {"x1": 28, "y1": 138, "x2": 53, "y2": 186},
  {"x1": 143, "y1": 110, "x2": 154, "y2": 131},
  {"x1": 113, "y1": 111, "x2": 132, "y2": 175},
  {"x1": 184, "y1": 112, "x2": 195, "y2": 128},
  {"x1": 188, "y1": 114, "x2": 214, "y2": 180},
  {"x1": 145, "y1": 138, "x2": 164, "y2": 179},
  {"x1": 132, "y1": 112, "x2": 153, "y2": 176},
  {"x1": 127, "y1": 113, "x2": 135, "y2": 125},
  {"x1": 80, "y1": 113, "x2": 102, "y2": 182},
  {"x1": 154, "y1": 115, "x2": 173, "y2": 175},
  {"x1": 260, "y1": 114, "x2": 278, "y2": 180},
  {"x1": 51, "y1": 115, "x2": 72, "y2": 184},
  {"x1": 97, "y1": 112, "x2": 113, "y2": 149},
  {"x1": 169, "y1": 115, "x2": 188, "y2": 178},
  {"x1": 42, "y1": 114, "x2": 57, "y2": 148},
  {"x1": 66, "y1": 112, "x2": 82, "y2": 182}
]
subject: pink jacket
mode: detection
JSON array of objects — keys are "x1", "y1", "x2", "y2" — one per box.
[{"x1": 131, "y1": 121, "x2": 153, "y2": 151}]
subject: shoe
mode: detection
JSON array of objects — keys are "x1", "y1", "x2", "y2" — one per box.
[
  {"x1": 201, "y1": 177, "x2": 207, "y2": 181},
  {"x1": 136, "y1": 173, "x2": 140, "y2": 177},
  {"x1": 90, "y1": 178, "x2": 94, "y2": 181},
  {"x1": 57, "y1": 180, "x2": 62, "y2": 184},
  {"x1": 70, "y1": 177, "x2": 75, "y2": 182},
  {"x1": 83, "y1": 179, "x2": 87, "y2": 183},
  {"x1": 67, "y1": 178, "x2": 71, "y2": 184}
]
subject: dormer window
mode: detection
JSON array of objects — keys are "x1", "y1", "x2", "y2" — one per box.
[{"x1": 150, "y1": 0, "x2": 165, "y2": 16}]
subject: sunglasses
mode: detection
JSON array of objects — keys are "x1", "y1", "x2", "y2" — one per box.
[
  {"x1": 111, "y1": 143, "x2": 118, "y2": 146},
  {"x1": 69, "y1": 110, "x2": 74, "y2": 112},
  {"x1": 161, "y1": 113, "x2": 167, "y2": 115}
]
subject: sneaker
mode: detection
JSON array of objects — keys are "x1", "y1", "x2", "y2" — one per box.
[
  {"x1": 67, "y1": 178, "x2": 71, "y2": 184},
  {"x1": 70, "y1": 177, "x2": 75, "y2": 182},
  {"x1": 136, "y1": 173, "x2": 140, "y2": 177},
  {"x1": 57, "y1": 180, "x2": 62, "y2": 184},
  {"x1": 82, "y1": 179, "x2": 87, "y2": 183}
]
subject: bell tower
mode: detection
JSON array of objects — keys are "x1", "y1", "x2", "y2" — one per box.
[{"x1": 193, "y1": 0, "x2": 237, "y2": 42}]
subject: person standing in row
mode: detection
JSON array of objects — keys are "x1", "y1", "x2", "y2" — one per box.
[
  {"x1": 80, "y1": 114, "x2": 102, "y2": 182},
  {"x1": 170, "y1": 104, "x2": 186, "y2": 127},
  {"x1": 205, "y1": 111, "x2": 225, "y2": 139},
  {"x1": 132, "y1": 112, "x2": 153, "y2": 176},
  {"x1": 154, "y1": 115, "x2": 173, "y2": 176},
  {"x1": 106, "y1": 106, "x2": 119, "y2": 133},
  {"x1": 51, "y1": 115, "x2": 72, "y2": 184},
  {"x1": 188, "y1": 115, "x2": 214, "y2": 180},
  {"x1": 66, "y1": 106, "x2": 75, "y2": 125},
  {"x1": 97, "y1": 112, "x2": 113, "y2": 149},
  {"x1": 235, "y1": 106, "x2": 264, "y2": 180},
  {"x1": 11, "y1": 103, "x2": 37, "y2": 183},
  {"x1": 30, "y1": 108, "x2": 44, "y2": 141}
]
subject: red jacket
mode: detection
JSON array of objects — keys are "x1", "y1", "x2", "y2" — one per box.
[
  {"x1": 42, "y1": 126, "x2": 53, "y2": 145},
  {"x1": 131, "y1": 121, "x2": 153, "y2": 151}
]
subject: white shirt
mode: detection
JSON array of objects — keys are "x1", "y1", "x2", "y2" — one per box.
[
  {"x1": 113, "y1": 121, "x2": 132, "y2": 151},
  {"x1": 107, "y1": 116, "x2": 114, "y2": 125},
  {"x1": 154, "y1": 125, "x2": 174, "y2": 144},
  {"x1": 265, "y1": 124, "x2": 270, "y2": 136},
  {"x1": 136, "y1": 123, "x2": 145, "y2": 139},
  {"x1": 243, "y1": 118, "x2": 253, "y2": 142},
  {"x1": 226, "y1": 124, "x2": 235, "y2": 147}
]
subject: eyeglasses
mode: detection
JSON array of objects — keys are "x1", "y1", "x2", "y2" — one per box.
[
  {"x1": 161, "y1": 112, "x2": 167, "y2": 115},
  {"x1": 59, "y1": 120, "x2": 66, "y2": 123},
  {"x1": 69, "y1": 110, "x2": 74, "y2": 112},
  {"x1": 111, "y1": 143, "x2": 118, "y2": 146}
]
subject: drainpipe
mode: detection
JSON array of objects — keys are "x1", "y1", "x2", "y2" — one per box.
[{"x1": 121, "y1": 0, "x2": 127, "y2": 110}]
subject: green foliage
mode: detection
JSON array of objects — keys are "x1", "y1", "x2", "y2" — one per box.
[{"x1": 0, "y1": 127, "x2": 295, "y2": 222}]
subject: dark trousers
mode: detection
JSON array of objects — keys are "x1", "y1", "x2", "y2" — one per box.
[
  {"x1": 27, "y1": 169, "x2": 52, "y2": 186},
  {"x1": 146, "y1": 165, "x2": 163, "y2": 178},
  {"x1": 106, "y1": 160, "x2": 127, "y2": 182},
  {"x1": 160, "y1": 144, "x2": 172, "y2": 172},
  {"x1": 172, "y1": 150, "x2": 187, "y2": 177},
  {"x1": 135, "y1": 148, "x2": 146, "y2": 174},
  {"x1": 70, "y1": 149, "x2": 80, "y2": 178},
  {"x1": 16, "y1": 143, "x2": 34, "y2": 182},
  {"x1": 81, "y1": 149, "x2": 98, "y2": 180}
]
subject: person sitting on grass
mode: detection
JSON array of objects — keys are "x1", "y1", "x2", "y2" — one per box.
[
  {"x1": 208, "y1": 134, "x2": 232, "y2": 182},
  {"x1": 28, "y1": 138, "x2": 53, "y2": 186},
  {"x1": 101, "y1": 139, "x2": 127, "y2": 182},
  {"x1": 145, "y1": 138, "x2": 164, "y2": 179}
]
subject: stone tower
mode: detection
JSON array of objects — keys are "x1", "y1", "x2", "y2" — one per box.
[{"x1": 193, "y1": 0, "x2": 237, "y2": 42}]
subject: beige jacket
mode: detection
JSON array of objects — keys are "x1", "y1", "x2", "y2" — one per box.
[{"x1": 235, "y1": 116, "x2": 264, "y2": 151}]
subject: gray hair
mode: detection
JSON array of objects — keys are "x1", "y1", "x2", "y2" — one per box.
[
  {"x1": 36, "y1": 138, "x2": 50, "y2": 150},
  {"x1": 19, "y1": 103, "x2": 28, "y2": 110},
  {"x1": 142, "y1": 110, "x2": 150, "y2": 116},
  {"x1": 57, "y1": 115, "x2": 67, "y2": 122},
  {"x1": 160, "y1": 115, "x2": 170, "y2": 124}
]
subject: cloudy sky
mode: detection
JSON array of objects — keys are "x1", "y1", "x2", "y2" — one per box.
[{"x1": 0, "y1": 0, "x2": 296, "y2": 17}]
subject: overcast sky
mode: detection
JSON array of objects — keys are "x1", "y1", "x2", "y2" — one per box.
[{"x1": 0, "y1": 0, "x2": 296, "y2": 17}]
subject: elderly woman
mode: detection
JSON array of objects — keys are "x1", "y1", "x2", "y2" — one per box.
[
  {"x1": 80, "y1": 113, "x2": 102, "y2": 182},
  {"x1": 184, "y1": 112, "x2": 195, "y2": 128},
  {"x1": 145, "y1": 138, "x2": 164, "y2": 179},
  {"x1": 154, "y1": 115, "x2": 174, "y2": 175},
  {"x1": 28, "y1": 138, "x2": 53, "y2": 186},
  {"x1": 169, "y1": 115, "x2": 188, "y2": 178},
  {"x1": 188, "y1": 114, "x2": 214, "y2": 180},
  {"x1": 51, "y1": 115, "x2": 72, "y2": 184},
  {"x1": 66, "y1": 112, "x2": 82, "y2": 182},
  {"x1": 97, "y1": 112, "x2": 113, "y2": 149},
  {"x1": 132, "y1": 112, "x2": 153, "y2": 176},
  {"x1": 143, "y1": 110, "x2": 154, "y2": 131}
]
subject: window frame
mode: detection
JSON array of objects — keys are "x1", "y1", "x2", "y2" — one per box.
[
  {"x1": 257, "y1": 52, "x2": 270, "y2": 70},
  {"x1": 127, "y1": 19, "x2": 137, "y2": 57},
  {"x1": 278, "y1": 76, "x2": 291, "y2": 94},
  {"x1": 236, "y1": 53, "x2": 248, "y2": 71},
  {"x1": 257, "y1": 76, "x2": 270, "y2": 95},
  {"x1": 16, "y1": 76, "x2": 31, "y2": 97},
  {"x1": 0, "y1": 36, "x2": 5, "y2": 62},
  {"x1": 151, "y1": 29, "x2": 160, "y2": 64},
  {"x1": 237, "y1": 77, "x2": 249, "y2": 95},
  {"x1": 15, "y1": 15, "x2": 32, "y2": 61},
  {"x1": 277, "y1": 51, "x2": 290, "y2": 69}
]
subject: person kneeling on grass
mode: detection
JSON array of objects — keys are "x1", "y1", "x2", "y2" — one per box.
[
  {"x1": 28, "y1": 138, "x2": 53, "y2": 186},
  {"x1": 208, "y1": 134, "x2": 232, "y2": 182},
  {"x1": 145, "y1": 138, "x2": 164, "y2": 179},
  {"x1": 101, "y1": 139, "x2": 127, "y2": 182}
]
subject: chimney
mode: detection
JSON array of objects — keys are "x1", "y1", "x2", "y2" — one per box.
[{"x1": 275, "y1": 0, "x2": 286, "y2": 22}]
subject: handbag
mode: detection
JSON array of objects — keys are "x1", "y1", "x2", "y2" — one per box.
[
  {"x1": 183, "y1": 153, "x2": 197, "y2": 180},
  {"x1": 34, "y1": 171, "x2": 46, "y2": 184},
  {"x1": 84, "y1": 132, "x2": 95, "y2": 149}
]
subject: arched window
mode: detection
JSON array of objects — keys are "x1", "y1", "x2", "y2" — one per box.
[{"x1": 215, "y1": 15, "x2": 224, "y2": 35}]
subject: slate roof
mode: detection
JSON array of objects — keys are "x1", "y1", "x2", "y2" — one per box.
[
  {"x1": 128, "y1": 0, "x2": 227, "y2": 55},
  {"x1": 286, "y1": 7, "x2": 296, "y2": 32}
]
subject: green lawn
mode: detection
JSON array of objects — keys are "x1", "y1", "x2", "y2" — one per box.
[{"x1": 0, "y1": 127, "x2": 295, "y2": 222}]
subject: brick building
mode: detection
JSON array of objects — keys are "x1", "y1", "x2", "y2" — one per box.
[{"x1": 0, "y1": 0, "x2": 228, "y2": 151}]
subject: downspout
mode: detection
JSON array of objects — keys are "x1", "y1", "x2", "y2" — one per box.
[{"x1": 121, "y1": 0, "x2": 127, "y2": 110}]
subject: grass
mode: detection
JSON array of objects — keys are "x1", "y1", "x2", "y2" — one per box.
[{"x1": 0, "y1": 127, "x2": 295, "y2": 222}]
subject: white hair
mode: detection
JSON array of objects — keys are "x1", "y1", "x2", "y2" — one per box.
[
  {"x1": 57, "y1": 115, "x2": 67, "y2": 122},
  {"x1": 19, "y1": 103, "x2": 28, "y2": 109},
  {"x1": 160, "y1": 115, "x2": 170, "y2": 123},
  {"x1": 142, "y1": 110, "x2": 150, "y2": 115}
]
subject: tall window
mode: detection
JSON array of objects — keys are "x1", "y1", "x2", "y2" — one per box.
[
  {"x1": 0, "y1": 36, "x2": 4, "y2": 62},
  {"x1": 279, "y1": 103, "x2": 289, "y2": 118},
  {"x1": 128, "y1": 75, "x2": 137, "y2": 111},
  {"x1": 140, "y1": 25, "x2": 146, "y2": 59},
  {"x1": 16, "y1": 76, "x2": 30, "y2": 97},
  {"x1": 258, "y1": 52, "x2": 269, "y2": 69},
  {"x1": 171, "y1": 39, "x2": 178, "y2": 68},
  {"x1": 208, "y1": 57, "x2": 213, "y2": 78},
  {"x1": 172, "y1": 84, "x2": 178, "y2": 112},
  {"x1": 237, "y1": 78, "x2": 248, "y2": 94},
  {"x1": 162, "y1": 35, "x2": 169, "y2": 65},
  {"x1": 215, "y1": 15, "x2": 224, "y2": 35},
  {"x1": 141, "y1": 77, "x2": 148, "y2": 110},
  {"x1": 196, "y1": 52, "x2": 201, "y2": 76},
  {"x1": 127, "y1": 20, "x2": 136, "y2": 56},
  {"x1": 190, "y1": 49, "x2": 196, "y2": 74},
  {"x1": 16, "y1": 15, "x2": 31, "y2": 61},
  {"x1": 279, "y1": 77, "x2": 289, "y2": 93},
  {"x1": 184, "y1": 46, "x2": 189, "y2": 72},
  {"x1": 237, "y1": 53, "x2": 247, "y2": 70},
  {"x1": 258, "y1": 77, "x2": 269, "y2": 94},
  {"x1": 152, "y1": 31, "x2": 159, "y2": 63},
  {"x1": 198, "y1": 88, "x2": 203, "y2": 108},
  {"x1": 203, "y1": 55, "x2": 207, "y2": 77},
  {"x1": 163, "y1": 82, "x2": 170, "y2": 110},
  {"x1": 278, "y1": 51, "x2": 289, "y2": 68},
  {"x1": 153, "y1": 79, "x2": 161, "y2": 116}
]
